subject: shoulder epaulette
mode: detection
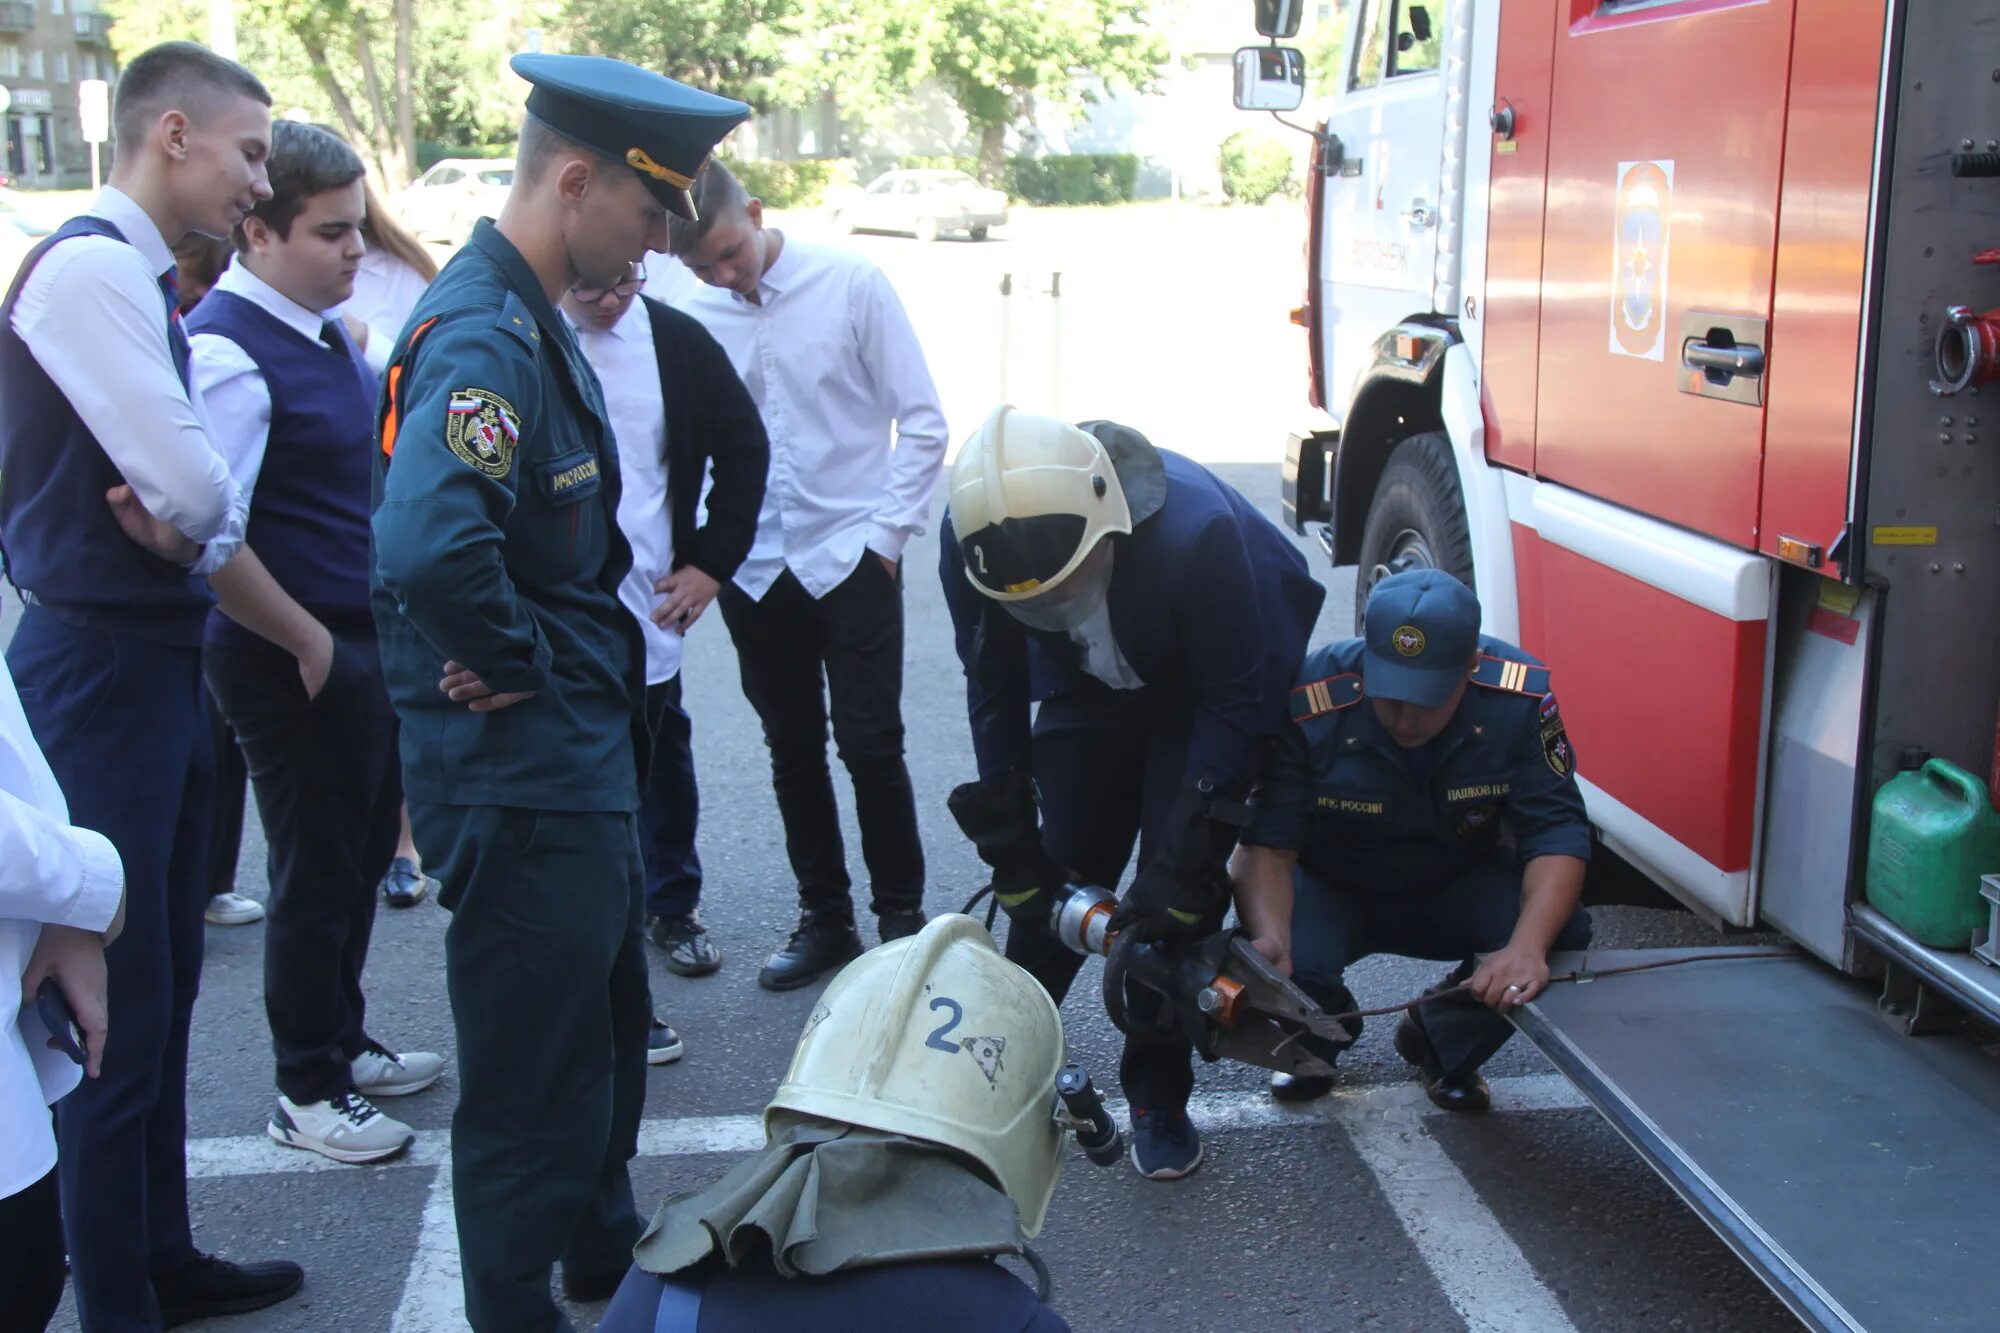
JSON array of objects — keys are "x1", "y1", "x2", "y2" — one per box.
[
  {"x1": 1291, "y1": 673, "x2": 1364, "y2": 722},
  {"x1": 1472, "y1": 654, "x2": 1551, "y2": 698},
  {"x1": 496, "y1": 292, "x2": 542, "y2": 351}
]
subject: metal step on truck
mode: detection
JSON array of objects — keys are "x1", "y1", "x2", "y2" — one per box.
[{"x1": 1229, "y1": 1, "x2": 2000, "y2": 1328}]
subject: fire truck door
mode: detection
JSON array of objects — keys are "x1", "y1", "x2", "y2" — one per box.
[
  {"x1": 1533, "y1": 0, "x2": 1799, "y2": 547},
  {"x1": 1320, "y1": 0, "x2": 1451, "y2": 384}
]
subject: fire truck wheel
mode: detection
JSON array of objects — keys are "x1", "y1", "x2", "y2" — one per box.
[{"x1": 1354, "y1": 430, "x2": 1475, "y2": 626}]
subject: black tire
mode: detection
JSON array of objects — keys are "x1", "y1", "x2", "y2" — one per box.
[
  {"x1": 1353, "y1": 430, "x2": 1476, "y2": 627},
  {"x1": 970, "y1": 224, "x2": 990, "y2": 241}
]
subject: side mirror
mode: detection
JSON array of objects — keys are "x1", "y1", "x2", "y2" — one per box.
[
  {"x1": 1233, "y1": 45, "x2": 1306, "y2": 114},
  {"x1": 1253, "y1": 0, "x2": 1303, "y2": 40}
]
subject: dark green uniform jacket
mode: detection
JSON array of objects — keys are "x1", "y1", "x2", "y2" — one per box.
[
  {"x1": 1247, "y1": 635, "x2": 1591, "y2": 889},
  {"x1": 370, "y1": 220, "x2": 645, "y2": 812}
]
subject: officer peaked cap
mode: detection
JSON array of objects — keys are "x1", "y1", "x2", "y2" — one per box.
[{"x1": 510, "y1": 54, "x2": 750, "y2": 221}]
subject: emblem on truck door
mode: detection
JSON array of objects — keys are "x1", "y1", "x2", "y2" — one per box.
[{"x1": 1609, "y1": 160, "x2": 1675, "y2": 361}]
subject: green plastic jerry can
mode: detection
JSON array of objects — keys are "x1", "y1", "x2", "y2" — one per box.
[{"x1": 1865, "y1": 758, "x2": 2000, "y2": 949}]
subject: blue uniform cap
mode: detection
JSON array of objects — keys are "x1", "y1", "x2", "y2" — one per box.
[
  {"x1": 510, "y1": 54, "x2": 751, "y2": 221},
  {"x1": 1361, "y1": 569, "x2": 1480, "y2": 707}
]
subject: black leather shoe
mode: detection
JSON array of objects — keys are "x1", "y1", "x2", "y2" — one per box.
[
  {"x1": 758, "y1": 911, "x2": 864, "y2": 991},
  {"x1": 560, "y1": 1264, "x2": 626, "y2": 1303},
  {"x1": 155, "y1": 1253, "x2": 304, "y2": 1328},
  {"x1": 1269, "y1": 1070, "x2": 1335, "y2": 1102},
  {"x1": 877, "y1": 909, "x2": 926, "y2": 943},
  {"x1": 1393, "y1": 1010, "x2": 1491, "y2": 1114}
]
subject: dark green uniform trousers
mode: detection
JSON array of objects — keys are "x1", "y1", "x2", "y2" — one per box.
[{"x1": 412, "y1": 804, "x2": 651, "y2": 1333}]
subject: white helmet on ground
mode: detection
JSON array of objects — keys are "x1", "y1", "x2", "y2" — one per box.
[
  {"x1": 948, "y1": 405, "x2": 1131, "y2": 604},
  {"x1": 765, "y1": 914, "x2": 1070, "y2": 1235}
]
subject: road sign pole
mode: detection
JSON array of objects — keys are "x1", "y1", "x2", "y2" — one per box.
[{"x1": 78, "y1": 79, "x2": 107, "y2": 190}]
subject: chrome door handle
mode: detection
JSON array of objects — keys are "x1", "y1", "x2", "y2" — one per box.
[
  {"x1": 1400, "y1": 199, "x2": 1434, "y2": 228},
  {"x1": 1677, "y1": 312, "x2": 1769, "y2": 407},
  {"x1": 1684, "y1": 341, "x2": 1766, "y2": 378}
]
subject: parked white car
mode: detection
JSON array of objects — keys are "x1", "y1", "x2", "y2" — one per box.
[
  {"x1": 397, "y1": 158, "x2": 515, "y2": 245},
  {"x1": 835, "y1": 169, "x2": 1008, "y2": 242}
]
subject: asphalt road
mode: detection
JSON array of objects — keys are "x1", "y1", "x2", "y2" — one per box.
[{"x1": 26, "y1": 205, "x2": 1796, "y2": 1331}]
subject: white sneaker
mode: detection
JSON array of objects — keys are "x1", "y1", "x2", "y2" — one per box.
[
  {"x1": 268, "y1": 1091, "x2": 413, "y2": 1164},
  {"x1": 204, "y1": 892, "x2": 265, "y2": 926},
  {"x1": 351, "y1": 1046, "x2": 444, "y2": 1097}
]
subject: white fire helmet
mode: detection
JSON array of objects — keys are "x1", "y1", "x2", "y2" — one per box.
[
  {"x1": 765, "y1": 914, "x2": 1070, "y2": 1236},
  {"x1": 948, "y1": 405, "x2": 1132, "y2": 604}
]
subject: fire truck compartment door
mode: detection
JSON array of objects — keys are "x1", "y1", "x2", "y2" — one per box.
[
  {"x1": 1533, "y1": 0, "x2": 1798, "y2": 547},
  {"x1": 1514, "y1": 947, "x2": 2000, "y2": 1333}
]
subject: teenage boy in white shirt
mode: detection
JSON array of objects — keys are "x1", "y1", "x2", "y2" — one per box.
[
  {"x1": 668, "y1": 161, "x2": 948, "y2": 991},
  {"x1": 186, "y1": 120, "x2": 444, "y2": 1167},
  {"x1": 560, "y1": 263, "x2": 766, "y2": 1019}
]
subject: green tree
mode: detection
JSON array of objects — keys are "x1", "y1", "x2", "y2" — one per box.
[
  {"x1": 108, "y1": 0, "x2": 528, "y2": 190},
  {"x1": 553, "y1": 0, "x2": 807, "y2": 113},
  {"x1": 809, "y1": 0, "x2": 1169, "y2": 182}
]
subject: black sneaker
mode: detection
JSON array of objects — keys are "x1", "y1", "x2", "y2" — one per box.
[
  {"x1": 154, "y1": 1253, "x2": 304, "y2": 1328},
  {"x1": 648, "y1": 1017, "x2": 684, "y2": 1066},
  {"x1": 1129, "y1": 1106, "x2": 1204, "y2": 1180},
  {"x1": 647, "y1": 911, "x2": 722, "y2": 977},
  {"x1": 877, "y1": 909, "x2": 926, "y2": 943},
  {"x1": 757, "y1": 911, "x2": 864, "y2": 991}
]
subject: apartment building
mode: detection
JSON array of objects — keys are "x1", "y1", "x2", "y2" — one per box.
[{"x1": 0, "y1": 0, "x2": 113, "y2": 188}]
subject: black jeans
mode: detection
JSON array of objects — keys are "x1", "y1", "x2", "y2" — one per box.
[
  {"x1": 0, "y1": 1161, "x2": 64, "y2": 1332},
  {"x1": 1002, "y1": 680, "x2": 1219, "y2": 1114},
  {"x1": 638, "y1": 676, "x2": 703, "y2": 919},
  {"x1": 718, "y1": 561, "x2": 924, "y2": 918},
  {"x1": 206, "y1": 699, "x2": 247, "y2": 898},
  {"x1": 205, "y1": 630, "x2": 402, "y2": 1104}
]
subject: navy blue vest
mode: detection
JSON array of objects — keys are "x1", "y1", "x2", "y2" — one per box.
[
  {"x1": 184, "y1": 288, "x2": 382, "y2": 646},
  {"x1": 0, "y1": 215, "x2": 216, "y2": 644}
]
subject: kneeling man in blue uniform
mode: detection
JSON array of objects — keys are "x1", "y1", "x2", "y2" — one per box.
[
  {"x1": 1232, "y1": 569, "x2": 1593, "y2": 1112},
  {"x1": 940, "y1": 407, "x2": 1324, "y2": 1179}
]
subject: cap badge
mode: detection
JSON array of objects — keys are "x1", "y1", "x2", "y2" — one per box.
[
  {"x1": 1392, "y1": 624, "x2": 1427, "y2": 657},
  {"x1": 625, "y1": 147, "x2": 694, "y2": 190}
]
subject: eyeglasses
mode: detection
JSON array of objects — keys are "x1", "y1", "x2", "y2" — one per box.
[{"x1": 571, "y1": 263, "x2": 646, "y2": 305}]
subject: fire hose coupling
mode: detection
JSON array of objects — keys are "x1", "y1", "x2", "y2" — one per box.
[
  {"x1": 1929, "y1": 249, "x2": 2000, "y2": 397},
  {"x1": 1054, "y1": 1062, "x2": 1124, "y2": 1167}
]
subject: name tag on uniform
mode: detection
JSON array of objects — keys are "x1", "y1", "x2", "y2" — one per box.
[
  {"x1": 539, "y1": 451, "x2": 601, "y2": 504},
  {"x1": 1314, "y1": 791, "x2": 1387, "y2": 818},
  {"x1": 1444, "y1": 782, "x2": 1511, "y2": 804}
]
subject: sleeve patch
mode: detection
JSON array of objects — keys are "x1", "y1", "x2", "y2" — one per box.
[
  {"x1": 1290, "y1": 673, "x2": 1364, "y2": 722},
  {"x1": 1542, "y1": 717, "x2": 1573, "y2": 778},
  {"x1": 444, "y1": 387, "x2": 521, "y2": 477}
]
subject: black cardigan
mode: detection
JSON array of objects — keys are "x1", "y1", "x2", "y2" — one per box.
[{"x1": 639, "y1": 295, "x2": 769, "y2": 582}]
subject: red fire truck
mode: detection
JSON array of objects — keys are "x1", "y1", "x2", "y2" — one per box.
[{"x1": 1234, "y1": 2, "x2": 2000, "y2": 1328}]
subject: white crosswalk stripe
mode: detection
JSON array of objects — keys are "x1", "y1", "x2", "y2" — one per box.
[{"x1": 172, "y1": 1074, "x2": 1597, "y2": 1332}]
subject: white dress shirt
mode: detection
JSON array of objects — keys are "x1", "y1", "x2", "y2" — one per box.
[
  {"x1": 8, "y1": 186, "x2": 241, "y2": 574},
  {"x1": 672, "y1": 238, "x2": 948, "y2": 601},
  {"x1": 341, "y1": 247, "x2": 431, "y2": 375},
  {"x1": 572, "y1": 298, "x2": 683, "y2": 684},
  {"x1": 1, "y1": 657, "x2": 124, "y2": 1199},
  {"x1": 189, "y1": 262, "x2": 344, "y2": 569}
]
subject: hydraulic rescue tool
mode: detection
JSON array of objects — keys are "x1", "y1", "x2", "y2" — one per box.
[{"x1": 1042, "y1": 882, "x2": 1359, "y2": 1079}]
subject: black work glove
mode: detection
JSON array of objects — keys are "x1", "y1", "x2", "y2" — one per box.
[
  {"x1": 1108, "y1": 788, "x2": 1242, "y2": 945},
  {"x1": 948, "y1": 770, "x2": 1066, "y2": 928}
]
